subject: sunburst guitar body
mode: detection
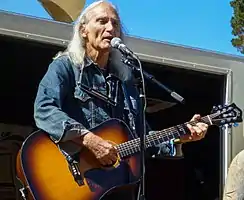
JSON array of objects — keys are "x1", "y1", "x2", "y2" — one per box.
[{"x1": 16, "y1": 119, "x2": 139, "y2": 200}]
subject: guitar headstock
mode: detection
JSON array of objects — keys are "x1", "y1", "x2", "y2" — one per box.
[{"x1": 210, "y1": 103, "x2": 243, "y2": 127}]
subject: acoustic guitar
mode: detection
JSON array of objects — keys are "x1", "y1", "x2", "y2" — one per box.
[{"x1": 16, "y1": 103, "x2": 242, "y2": 200}]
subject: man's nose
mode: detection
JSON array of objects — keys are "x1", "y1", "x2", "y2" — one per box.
[{"x1": 106, "y1": 21, "x2": 116, "y2": 33}]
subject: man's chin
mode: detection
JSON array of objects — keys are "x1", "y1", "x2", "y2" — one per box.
[{"x1": 99, "y1": 44, "x2": 111, "y2": 52}]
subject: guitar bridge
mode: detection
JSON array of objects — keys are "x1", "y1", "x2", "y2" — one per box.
[{"x1": 60, "y1": 149, "x2": 84, "y2": 186}]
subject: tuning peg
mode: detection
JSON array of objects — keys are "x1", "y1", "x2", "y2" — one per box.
[
  {"x1": 211, "y1": 106, "x2": 218, "y2": 113},
  {"x1": 227, "y1": 106, "x2": 233, "y2": 111}
]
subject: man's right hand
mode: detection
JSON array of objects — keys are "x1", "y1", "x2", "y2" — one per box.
[{"x1": 82, "y1": 132, "x2": 118, "y2": 166}]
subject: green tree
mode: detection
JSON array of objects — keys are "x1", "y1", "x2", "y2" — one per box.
[{"x1": 230, "y1": 0, "x2": 244, "y2": 54}]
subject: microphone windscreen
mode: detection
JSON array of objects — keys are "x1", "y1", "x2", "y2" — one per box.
[{"x1": 111, "y1": 37, "x2": 122, "y2": 48}]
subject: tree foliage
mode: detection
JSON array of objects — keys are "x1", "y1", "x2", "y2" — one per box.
[{"x1": 230, "y1": 0, "x2": 244, "y2": 54}]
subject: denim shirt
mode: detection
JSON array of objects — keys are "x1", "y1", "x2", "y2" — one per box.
[{"x1": 34, "y1": 55, "x2": 175, "y2": 156}]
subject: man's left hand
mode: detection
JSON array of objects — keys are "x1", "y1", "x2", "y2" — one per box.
[{"x1": 179, "y1": 114, "x2": 208, "y2": 143}]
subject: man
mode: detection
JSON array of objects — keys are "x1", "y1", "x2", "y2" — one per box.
[
  {"x1": 223, "y1": 150, "x2": 244, "y2": 200},
  {"x1": 34, "y1": 0, "x2": 208, "y2": 199}
]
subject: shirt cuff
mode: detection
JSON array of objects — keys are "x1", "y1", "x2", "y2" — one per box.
[{"x1": 60, "y1": 121, "x2": 90, "y2": 142}]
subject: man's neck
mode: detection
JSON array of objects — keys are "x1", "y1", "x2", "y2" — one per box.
[{"x1": 86, "y1": 47, "x2": 109, "y2": 69}]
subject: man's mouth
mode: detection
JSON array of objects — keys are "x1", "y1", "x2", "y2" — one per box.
[{"x1": 103, "y1": 36, "x2": 113, "y2": 42}]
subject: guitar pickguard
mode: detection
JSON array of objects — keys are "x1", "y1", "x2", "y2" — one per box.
[{"x1": 84, "y1": 160, "x2": 132, "y2": 192}]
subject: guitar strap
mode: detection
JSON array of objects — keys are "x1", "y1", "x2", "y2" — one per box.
[
  {"x1": 105, "y1": 74, "x2": 138, "y2": 139},
  {"x1": 120, "y1": 82, "x2": 139, "y2": 139}
]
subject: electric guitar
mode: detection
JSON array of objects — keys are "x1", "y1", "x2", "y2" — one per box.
[{"x1": 16, "y1": 103, "x2": 242, "y2": 200}]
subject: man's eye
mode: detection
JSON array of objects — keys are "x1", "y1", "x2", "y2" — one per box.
[
  {"x1": 98, "y1": 19, "x2": 107, "y2": 24},
  {"x1": 113, "y1": 21, "x2": 119, "y2": 27}
]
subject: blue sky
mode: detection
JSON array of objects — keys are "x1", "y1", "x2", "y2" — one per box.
[{"x1": 0, "y1": 0, "x2": 242, "y2": 56}]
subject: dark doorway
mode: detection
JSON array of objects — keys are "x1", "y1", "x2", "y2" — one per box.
[{"x1": 143, "y1": 61, "x2": 225, "y2": 200}]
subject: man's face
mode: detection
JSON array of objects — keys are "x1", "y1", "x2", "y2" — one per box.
[{"x1": 81, "y1": 3, "x2": 121, "y2": 53}]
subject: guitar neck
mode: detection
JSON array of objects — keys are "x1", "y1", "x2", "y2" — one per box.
[{"x1": 116, "y1": 113, "x2": 217, "y2": 158}]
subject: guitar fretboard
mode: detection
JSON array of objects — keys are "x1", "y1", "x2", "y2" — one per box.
[{"x1": 116, "y1": 113, "x2": 219, "y2": 158}]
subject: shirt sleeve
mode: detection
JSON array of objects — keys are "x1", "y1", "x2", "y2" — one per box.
[{"x1": 34, "y1": 57, "x2": 89, "y2": 143}]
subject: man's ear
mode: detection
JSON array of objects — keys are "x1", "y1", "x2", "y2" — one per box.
[{"x1": 80, "y1": 25, "x2": 87, "y2": 38}]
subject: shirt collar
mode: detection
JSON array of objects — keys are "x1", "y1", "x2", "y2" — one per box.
[
  {"x1": 83, "y1": 56, "x2": 95, "y2": 68},
  {"x1": 83, "y1": 56, "x2": 112, "y2": 72}
]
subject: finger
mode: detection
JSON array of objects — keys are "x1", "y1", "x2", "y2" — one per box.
[
  {"x1": 111, "y1": 146, "x2": 118, "y2": 154},
  {"x1": 191, "y1": 114, "x2": 201, "y2": 121},
  {"x1": 187, "y1": 124, "x2": 204, "y2": 139},
  {"x1": 196, "y1": 123, "x2": 208, "y2": 133},
  {"x1": 96, "y1": 151, "x2": 109, "y2": 165},
  {"x1": 110, "y1": 154, "x2": 118, "y2": 162},
  {"x1": 104, "y1": 148, "x2": 110, "y2": 155},
  {"x1": 192, "y1": 126, "x2": 203, "y2": 135},
  {"x1": 99, "y1": 158, "x2": 107, "y2": 166},
  {"x1": 107, "y1": 145, "x2": 118, "y2": 155},
  {"x1": 193, "y1": 123, "x2": 208, "y2": 137},
  {"x1": 102, "y1": 156, "x2": 113, "y2": 165},
  {"x1": 187, "y1": 124, "x2": 195, "y2": 135},
  {"x1": 109, "y1": 148, "x2": 118, "y2": 161},
  {"x1": 104, "y1": 142, "x2": 113, "y2": 149},
  {"x1": 180, "y1": 134, "x2": 193, "y2": 141}
]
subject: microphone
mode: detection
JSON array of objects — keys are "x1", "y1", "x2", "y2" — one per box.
[
  {"x1": 111, "y1": 37, "x2": 138, "y2": 60},
  {"x1": 111, "y1": 38, "x2": 185, "y2": 104}
]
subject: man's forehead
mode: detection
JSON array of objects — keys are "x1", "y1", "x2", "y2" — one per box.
[{"x1": 87, "y1": 4, "x2": 119, "y2": 20}]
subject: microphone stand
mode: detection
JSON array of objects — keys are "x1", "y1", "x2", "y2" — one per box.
[
  {"x1": 121, "y1": 56, "x2": 185, "y2": 200},
  {"x1": 121, "y1": 55, "x2": 147, "y2": 200},
  {"x1": 122, "y1": 57, "x2": 185, "y2": 104}
]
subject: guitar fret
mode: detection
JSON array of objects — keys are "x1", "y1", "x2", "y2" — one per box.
[
  {"x1": 152, "y1": 132, "x2": 165, "y2": 145},
  {"x1": 153, "y1": 131, "x2": 164, "y2": 144},
  {"x1": 151, "y1": 137, "x2": 157, "y2": 146},
  {"x1": 124, "y1": 148, "x2": 130, "y2": 156}
]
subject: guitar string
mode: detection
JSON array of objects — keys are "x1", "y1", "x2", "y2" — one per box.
[
  {"x1": 116, "y1": 112, "x2": 226, "y2": 157},
  {"x1": 118, "y1": 114, "x2": 210, "y2": 151},
  {"x1": 117, "y1": 119, "x2": 205, "y2": 157},
  {"x1": 120, "y1": 112, "x2": 225, "y2": 156},
  {"x1": 118, "y1": 109, "x2": 235, "y2": 157},
  {"x1": 121, "y1": 110, "x2": 235, "y2": 157}
]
